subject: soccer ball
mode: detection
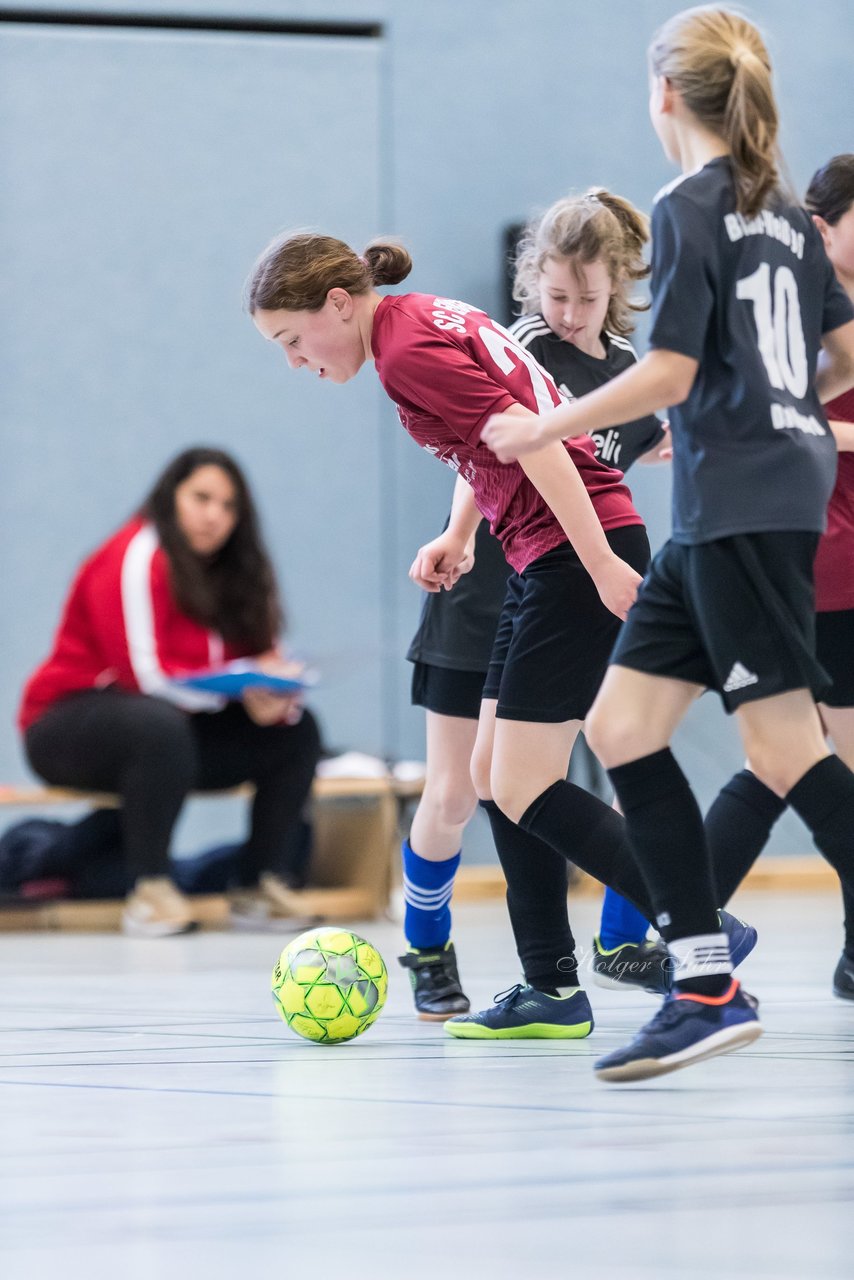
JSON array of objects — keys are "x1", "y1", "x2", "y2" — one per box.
[{"x1": 271, "y1": 927, "x2": 388, "y2": 1044}]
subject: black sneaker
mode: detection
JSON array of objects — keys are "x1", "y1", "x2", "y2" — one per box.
[
  {"x1": 832, "y1": 952, "x2": 854, "y2": 1000},
  {"x1": 591, "y1": 936, "x2": 670, "y2": 995},
  {"x1": 592, "y1": 910, "x2": 758, "y2": 997},
  {"x1": 398, "y1": 942, "x2": 470, "y2": 1021}
]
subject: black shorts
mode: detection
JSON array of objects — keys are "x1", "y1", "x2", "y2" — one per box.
[
  {"x1": 410, "y1": 661, "x2": 486, "y2": 720},
  {"x1": 816, "y1": 609, "x2": 854, "y2": 708},
  {"x1": 611, "y1": 532, "x2": 830, "y2": 713},
  {"x1": 481, "y1": 524, "x2": 651, "y2": 723}
]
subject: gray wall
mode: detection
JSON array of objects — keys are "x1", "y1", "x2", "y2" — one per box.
[{"x1": 2, "y1": 0, "x2": 852, "y2": 858}]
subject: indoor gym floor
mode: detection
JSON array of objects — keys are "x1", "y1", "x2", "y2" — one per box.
[{"x1": 1, "y1": 889, "x2": 853, "y2": 1280}]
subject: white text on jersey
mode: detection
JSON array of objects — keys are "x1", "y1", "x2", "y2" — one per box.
[{"x1": 724, "y1": 211, "x2": 805, "y2": 260}]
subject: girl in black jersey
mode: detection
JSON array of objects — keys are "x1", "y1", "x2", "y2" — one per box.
[
  {"x1": 702, "y1": 156, "x2": 854, "y2": 1000},
  {"x1": 484, "y1": 7, "x2": 854, "y2": 1081},
  {"x1": 400, "y1": 190, "x2": 674, "y2": 1030}
]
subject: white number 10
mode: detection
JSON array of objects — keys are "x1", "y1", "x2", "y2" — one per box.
[{"x1": 736, "y1": 262, "x2": 808, "y2": 398}]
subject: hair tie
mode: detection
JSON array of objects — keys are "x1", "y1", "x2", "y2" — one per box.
[{"x1": 731, "y1": 45, "x2": 756, "y2": 69}]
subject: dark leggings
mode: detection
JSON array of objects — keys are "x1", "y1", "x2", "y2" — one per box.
[{"x1": 25, "y1": 689, "x2": 321, "y2": 885}]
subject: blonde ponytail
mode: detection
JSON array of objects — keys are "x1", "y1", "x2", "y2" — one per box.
[{"x1": 649, "y1": 6, "x2": 783, "y2": 218}]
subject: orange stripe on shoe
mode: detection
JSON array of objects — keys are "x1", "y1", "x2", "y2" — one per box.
[{"x1": 674, "y1": 978, "x2": 739, "y2": 1006}]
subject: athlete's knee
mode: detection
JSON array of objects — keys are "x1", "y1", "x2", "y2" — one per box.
[
  {"x1": 744, "y1": 743, "x2": 817, "y2": 799},
  {"x1": 418, "y1": 772, "x2": 478, "y2": 830},
  {"x1": 585, "y1": 703, "x2": 647, "y2": 768},
  {"x1": 489, "y1": 766, "x2": 539, "y2": 826},
  {"x1": 470, "y1": 741, "x2": 493, "y2": 802}
]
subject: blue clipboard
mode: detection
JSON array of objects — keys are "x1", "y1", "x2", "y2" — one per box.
[{"x1": 172, "y1": 661, "x2": 315, "y2": 699}]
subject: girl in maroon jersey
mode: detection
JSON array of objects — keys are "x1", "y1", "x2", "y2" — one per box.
[
  {"x1": 20, "y1": 447, "x2": 321, "y2": 937},
  {"x1": 246, "y1": 234, "x2": 752, "y2": 1039}
]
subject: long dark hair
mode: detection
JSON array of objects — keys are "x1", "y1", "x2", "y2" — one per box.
[{"x1": 140, "y1": 447, "x2": 282, "y2": 651}]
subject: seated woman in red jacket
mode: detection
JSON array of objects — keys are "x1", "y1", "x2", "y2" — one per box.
[{"x1": 19, "y1": 447, "x2": 321, "y2": 936}]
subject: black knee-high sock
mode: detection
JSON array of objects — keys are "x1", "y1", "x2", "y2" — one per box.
[
  {"x1": 517, "y1": 780, "x2": 653, "y2": 921},
  {"x1": 479, "y1": 800, "x2": 578, "y2": 990},
  {"x1": 787, "y1": 757, "x2": 854, "y2": 908},
  {"x1": 608, "y1": 749, "x2": 732, "y2": 997},
  {"x1": 606, "y1": 749, "x2": 720, "y2": 942},
  {"x1": 842, "y1": 881, "x2": 854, "y2": 960},
  {"x1": 705, "y1": 769, "x2": 787, "y2": 904}
]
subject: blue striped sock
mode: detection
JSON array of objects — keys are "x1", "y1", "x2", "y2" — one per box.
[
  {"x1": 402, "y1": 840, "x2": 460, "y2": 949},
  {"x1": 598, "y1": 886, "x2": 650, "y2": 949}
]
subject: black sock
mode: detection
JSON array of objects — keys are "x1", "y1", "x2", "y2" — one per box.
[
  {"x1": 479, "y1": 799, "x2": 578, "y2": 989},
  {"x1": 842, "y1": 881, "x2": 854, "y2": 961},
  {"x1": 787, "y1": 757, "x2": 854, "y2": 921},
  {"x1": 517, "y1": 780, "x2": 653, "y2": 920},
  {"x1": 706, "y1": 770, "x2": 787, "y2": 903},
  {"x1": 608, "y1": 749, "x2": 729, "y2": 996}
]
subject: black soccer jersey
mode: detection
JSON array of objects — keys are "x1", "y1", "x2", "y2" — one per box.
[
  {"x1": 406, "y1": 519, "x2": 512, "y2": 672},
  {"x1": 509, "y1": 314, "x2": 666, "y2": 472},
  {"x1": 649, "y1": 156, "x2": 854, "y2": 545}
]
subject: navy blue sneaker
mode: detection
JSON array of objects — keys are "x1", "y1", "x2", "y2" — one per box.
[
  {"x1": 719, "y1": 909, "x2": 758, "y2": 971},
  {"x1": 445, "y1": 984, "x2": 594, "y2": 1040},
  {"x1": 594, "y1": 979, "x2": 762, "y2": 1083}
]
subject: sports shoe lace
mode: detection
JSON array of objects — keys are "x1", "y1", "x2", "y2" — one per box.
[
  {"x1": 492, "y1": 984, "x2": 526, "y2": 1006},
  {"x1": 643, "y1": 997, "x2": 687, "y2": 1033}
]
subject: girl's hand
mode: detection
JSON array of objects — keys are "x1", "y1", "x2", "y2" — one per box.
[
  {"x1": 243, "y1": 652, "x2": 306, "y2": 724},
  {"x1": 591, "y1": 554, "x2": 643, "y2": 621},
  {"x1": 242, "y1": 686, "x2": 303, "y2": 726},
  {"x1": 481, "y1": 411, "x2": 545, "y2": 462},
  {"x1": 409, "y1": 533, "x2": 474, "y2": 593}
]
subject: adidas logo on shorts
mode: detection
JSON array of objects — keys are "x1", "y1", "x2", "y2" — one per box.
[{"x1": 723, "y1": 661, "x2": 759, "y2": 693}]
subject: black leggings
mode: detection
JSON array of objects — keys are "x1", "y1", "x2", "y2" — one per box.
[{"x1": 25, "y1": 689, "x2": 321, "y2": 885}]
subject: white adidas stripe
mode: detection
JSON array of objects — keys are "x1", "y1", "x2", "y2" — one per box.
[
  {"x1": 507, "y1": 314, "x2": 547, "y2": 340},
  {"x1": 606, "y1": 332, "x2": 638, "y2": 354}
]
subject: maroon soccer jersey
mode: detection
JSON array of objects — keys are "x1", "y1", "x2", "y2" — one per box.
[
  {"x1": 814, "y1": 387, "x2": 854, "y2": 612},
  {"x1": 371, "y1": 293, "x2": 641, "y2": 572}
]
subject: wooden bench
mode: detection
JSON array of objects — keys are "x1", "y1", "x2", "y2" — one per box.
[{"x1": 0, "y1": 776, "x2": 423, "y2": 932}]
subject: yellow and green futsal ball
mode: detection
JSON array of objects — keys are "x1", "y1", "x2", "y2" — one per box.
[{"x1": 272, "y1": 927, "x2": 388, "y2": 1044}]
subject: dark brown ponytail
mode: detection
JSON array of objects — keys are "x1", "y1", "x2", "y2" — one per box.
[
  {"x1": 363, "y1": 240, "x2": 413, "y2": 287},
  {"x1": 244, "y1": 232, "x2": 410, "y2": 314}
]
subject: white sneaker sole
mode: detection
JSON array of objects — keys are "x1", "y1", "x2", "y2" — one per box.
[
  {"x1": 595, "y1": 1020, "x2": 763, "y2": 1083},
  {"x1": 121, "y1": 915, "x2": 198, "y2": 938},
  {"x1": 229, "y1": 912, "x2": 320, "y2": 934}
]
